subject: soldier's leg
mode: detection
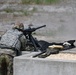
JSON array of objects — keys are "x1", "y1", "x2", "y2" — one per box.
[
  {"x1": 0, "y1": 54, "x2": 8, "y2": 75},
  {"x1": 0, "y1": 54, "x2": 13, "y2": 75},
  {"x1": 7, "y1": 54, "x2": 13, "y2": 75}
]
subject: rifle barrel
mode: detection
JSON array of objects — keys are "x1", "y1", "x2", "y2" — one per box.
[
  {"x1": 16, "y1": 25, "x2": 46, "y2": 35},
  {"x1": 35, "y1": 25, "x2": 46, "y2": 30}
]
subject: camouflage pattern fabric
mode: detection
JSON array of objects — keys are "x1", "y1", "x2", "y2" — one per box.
[
  {"x1": 19, "y1": 35, "x2": 27, "y2": 51},
  {"x1": 0, "y1": 28, "x2": 27, "y2": 75},
  {"x1": 0, "y1": 49, "x2": 15, "y2": 75},
  {"x1": 0, "y1": 29, "x2": 23, "y2": 51},
  {"x1": 0, "y1": 28, "x2": 27, "y2": 52},
  {"x1": 0, "y1": 21, "x2": 28, "y2": 75}
]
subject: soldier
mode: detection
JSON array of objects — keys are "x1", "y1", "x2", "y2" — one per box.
[{"x1": 0, "y1": 22, "x2": 27, "y2": 75}]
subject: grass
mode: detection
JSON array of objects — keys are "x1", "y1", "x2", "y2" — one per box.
[
  {"x1": 21, "y1": 0, "x2": 60, "y2": 5},
  {"x1": 3, "y1": 8, "x2": 30, "y2": 16},
  {"x1": 23, "y1": 10, "x2": 30, "y2": 16},
  {"x1": 3, "y1": 8, "x2": 14, "y2": 13}
]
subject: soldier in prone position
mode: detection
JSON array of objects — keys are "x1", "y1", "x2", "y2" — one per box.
[{"x1": 0, "y1": 22, "x2": 27, "y2": 75}]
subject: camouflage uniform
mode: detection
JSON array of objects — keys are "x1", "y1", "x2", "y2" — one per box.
[
  {"x1": 0, "y1": 23, "x2": 27, "y2": 75},
  {"x1": 0, "y1": 49, "x2": 14, "y2": 75}
]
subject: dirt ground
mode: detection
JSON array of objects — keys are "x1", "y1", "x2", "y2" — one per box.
[{"x1": 0, "y1": 0, "x2": 76, "y2": 41}]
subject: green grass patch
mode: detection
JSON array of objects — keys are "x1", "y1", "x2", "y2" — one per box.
[
  {"x1": 23, "y1": 10, "x2": 30, "y2": 16},
  {"x1": 21, "y1": 0, "x2": 60, "y2": 5},
  {"x1": 3, "y1": 8, "x2": 29, "y2": 15},
  {"x1": 3, "y1": 8, "x2": 14, "y2": 13}
]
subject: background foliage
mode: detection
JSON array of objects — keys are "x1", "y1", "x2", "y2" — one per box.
[{"x1": 21, "y1": 0, "x2": 60, "y2": 4}]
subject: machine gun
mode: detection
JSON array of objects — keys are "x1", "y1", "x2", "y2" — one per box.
[
  {"x1": 16, "y1": 24, "x2": 46, "y2": 52},
  {"x1": 15, "y1": 24, "x2": 76, "y2": 58}
]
